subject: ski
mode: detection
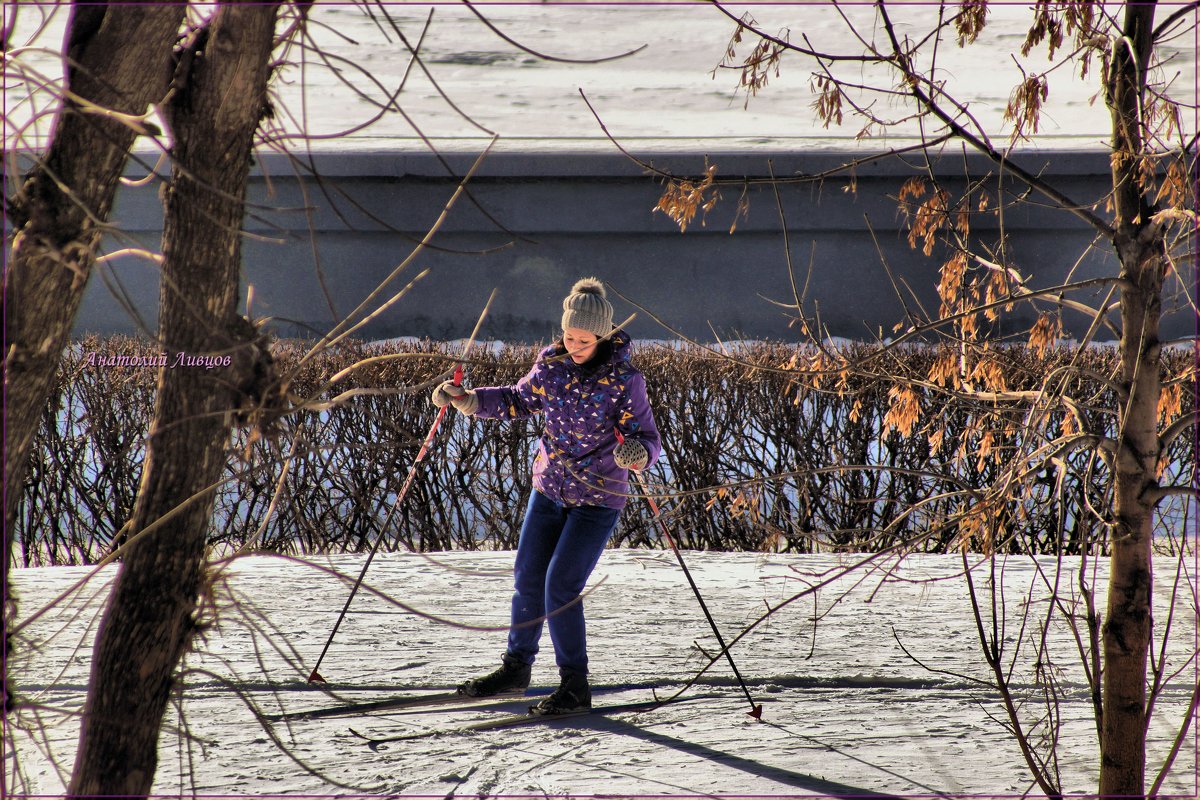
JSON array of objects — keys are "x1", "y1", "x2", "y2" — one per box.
[
  {"x1": 264, "y1": 688, "x2": 526, "y2": 723},
  {"x1": 350, "y1": 693, "x2": 712, "y2": 750}
]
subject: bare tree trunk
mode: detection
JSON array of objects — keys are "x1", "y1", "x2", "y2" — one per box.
[
  {"x1": 3, "y1": 0, "x2": 182, "y2": 581},
  {"x1": 2, "y1": 0, "x2": 182, "y2": 763},
  {"x1": 1100, "y1": 2, "x2": 1161, "y2": 796},
  {"x1": 66, "y1": 5, "x2": 280, "y2": 796}
]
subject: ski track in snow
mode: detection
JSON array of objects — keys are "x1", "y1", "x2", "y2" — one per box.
[{"x1": 7, "y1": 550, "x2": 1197, "y2": 796}]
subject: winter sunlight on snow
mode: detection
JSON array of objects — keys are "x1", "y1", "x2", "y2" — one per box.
[
  {"x1": 5, "y1": 2, "x2": 1197, "y2": 798},
  {"x1": 9, "y1": 551, "x2": 1197, "y2": 795}
]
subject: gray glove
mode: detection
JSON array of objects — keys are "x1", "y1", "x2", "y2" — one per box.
[
  {"x1": 431, "y1": 381, "x2": 479, "y2": 416},
  {"x1": 613, "y1": 438, "x2": 648, "y2": 470}
]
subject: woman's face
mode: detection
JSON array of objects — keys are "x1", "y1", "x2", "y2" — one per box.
[{"x1": 563, "y1": 327, "x2": 599, "y2": 364}]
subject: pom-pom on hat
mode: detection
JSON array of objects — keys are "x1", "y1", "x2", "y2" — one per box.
[{"x1": 561, "y1": 277, "x2": 614, "y2": 337}]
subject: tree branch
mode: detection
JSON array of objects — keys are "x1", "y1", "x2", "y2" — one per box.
[
  {"x1": 1145, "y1": 485, "x2": 1200, "y2": 504},
  {"x1": 463, "y1": 0, "x2": 647, "y2": 63},
  {"x1": 1152, "y1": 2, "x2": 1200, "y2": 41},
  {"x1": 707, "y1": 0, "x2": 884, "y2": 64},
  {"x1": 874, "y1": 0, "x2": 1116, "y2": 239},
  {"x1": 1158, "y1": 408, "x2": 1199, "y2": 449}
]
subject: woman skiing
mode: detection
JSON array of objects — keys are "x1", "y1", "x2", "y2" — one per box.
[{"x1": 431, "y1": 277, "x2": 660, "y2": 715}]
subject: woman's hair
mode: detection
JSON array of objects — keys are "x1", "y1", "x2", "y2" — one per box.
[{"x1": 554, "y1": 335, "x2": 613, "y2": 370}]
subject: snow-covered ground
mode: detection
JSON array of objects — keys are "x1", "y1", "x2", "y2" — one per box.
[
  {"x1": 8, "y1": 549, "x2": 1197, "y2": 796},
  {"x1": 6, "y1": 5, "x2": 1196, "y2": 795},
  {"x1": 12, "y1": 2, "x2": 1192, "y2": 153}
]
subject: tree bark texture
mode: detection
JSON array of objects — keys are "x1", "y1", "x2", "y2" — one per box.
[
  {"x1": 1100, "y1": 2, "x2": 1162, "y2": 797},
  {"x1": 66, "y1": 5, "x2": 280, "y2": 796},
  {"x1": 4, "y1": 0, "x2": 183, "y2": 581}
]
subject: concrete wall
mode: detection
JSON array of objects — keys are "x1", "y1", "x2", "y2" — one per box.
[{"x1": 76, "y1": 148, "x2": 1193, "y2": 343}]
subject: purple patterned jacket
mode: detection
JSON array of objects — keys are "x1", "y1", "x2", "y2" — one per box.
[{"x1": 472, "y1": 331, "x2": 661, "y2": 510}]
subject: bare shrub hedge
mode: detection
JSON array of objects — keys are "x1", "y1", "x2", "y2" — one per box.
[{"x1": 14, "y1": 335, "x2": 1195, "y2": 565}]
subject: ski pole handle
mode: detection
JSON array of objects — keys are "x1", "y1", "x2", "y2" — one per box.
[{"x1": 417, "y1": 363, "x2": 463, "y2": 462}]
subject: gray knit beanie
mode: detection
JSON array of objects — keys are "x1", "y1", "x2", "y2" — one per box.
[{"x1": 560, "y1": 277, "x2": 613, "y2": 336}]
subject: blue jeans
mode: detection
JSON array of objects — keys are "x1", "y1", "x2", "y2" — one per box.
[{"x1": 506, "y1": 491, "x2": 621, "y2": 676}]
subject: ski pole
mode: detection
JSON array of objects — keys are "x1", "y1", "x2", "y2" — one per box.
[
  {"x1": 308, "y1": 291, "x2": 496, "y2": 683},
  {"x1": 308, "y1": 363, "x2": 463, "y2": 683},
  {"x1": 616, "y1": 429, "x2": 763, "y2": 719}
]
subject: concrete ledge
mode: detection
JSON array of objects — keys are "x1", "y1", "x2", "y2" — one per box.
[
  {"x1": 179, "y1": 147, "x2": 1118, "y2": 180},
  {"x1": 58, "y1": 148, "x2": 1190, "y2": 343}
]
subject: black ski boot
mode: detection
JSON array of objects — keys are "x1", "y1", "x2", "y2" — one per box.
[
  {"x1": 457, "y1": 653, "x2": 531, "y2": 697},
  {"x1": 529, "y1": 670, "x2": 591, "y2": 715}
]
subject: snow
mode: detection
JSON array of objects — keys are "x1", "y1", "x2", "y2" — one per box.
[
  {"x1": 5, "y1": 3, "x2": 1198, "y2": 795},
  {"x1": 10, "y1": 2, "x2": 1191, "y2": 154},
  {"x1": 8, "y1": 549, "x2": 1198, "y2": 796}
]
